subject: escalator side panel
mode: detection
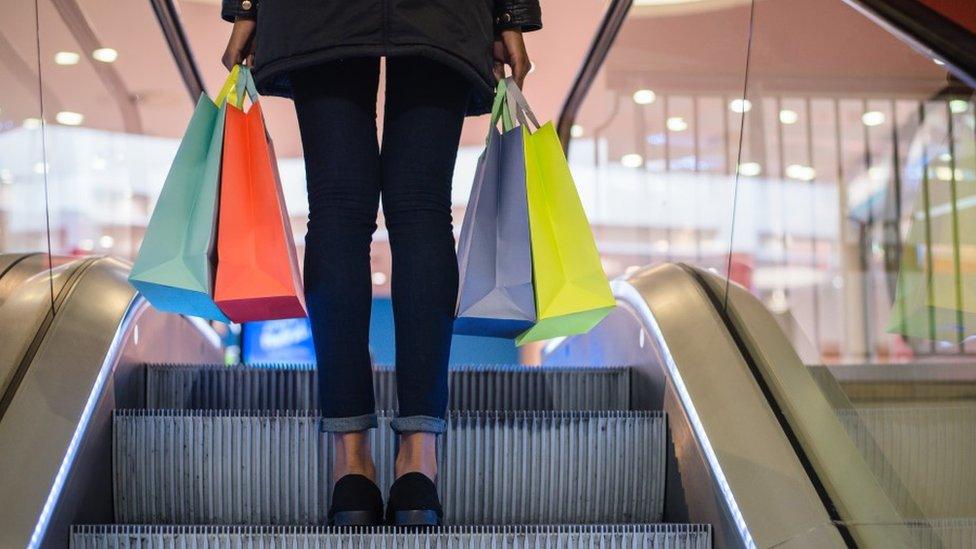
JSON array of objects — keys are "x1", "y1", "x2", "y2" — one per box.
[{"x1": 0, "y1": 256, "x2": 222, "y2": 549}]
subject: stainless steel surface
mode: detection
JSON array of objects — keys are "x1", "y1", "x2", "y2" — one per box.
[
  {"x1": 71, "y1": 524, "x2": 714, "y2": 548},
  {"x1": 0, "y1": 255, "x2": 223, "y2": 549},
  {"x1": 146, "y1": 363, "x2": 631, "y2": 411},
  {"x1": 113, "y1": 409, "x2": 666, "y2": 525},
  {"x1": 542, "y1": 263, "x2": 847, "y2": 549}
]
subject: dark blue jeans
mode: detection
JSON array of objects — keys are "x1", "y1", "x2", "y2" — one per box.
[{"x1": 291, "y1": 57, "x2": 467, "y2": 434}]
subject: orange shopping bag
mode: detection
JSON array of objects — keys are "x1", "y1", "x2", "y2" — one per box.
[{"x1": 214, "y1": 66, "x2": 307, "y2": 322}]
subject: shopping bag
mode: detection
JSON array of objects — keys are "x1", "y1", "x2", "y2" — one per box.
[
  {"x1": 128, "y1": 66, "x2": 242, "y2": 322},
  {"x1": 504, "y1": 79, "x2": 615, "y2": 345},
  {"x1": 214, "y1": 66, "x2": 307, "y2": 322},
  {"x1": 888, "y1": 167, "x2": 976, "y2": 342},
  {"x1": 455, "y1": 79, "x2": 536, "y2": 337}
]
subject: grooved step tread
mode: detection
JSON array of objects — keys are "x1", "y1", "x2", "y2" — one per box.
[
  {"x1": 71, "y1": 524, "x2": 713, "y2": 548},
  {"x1": 114, "y1": 410, "x2": 665, "y2": 526},
  {"x1": 146, "y1": 363, "x2": 632, "y2": 411}
]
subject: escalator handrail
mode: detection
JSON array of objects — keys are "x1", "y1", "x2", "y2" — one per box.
[
  {"x1": 150, "y1": 0, "x2": 206, "y2": 102},
  {"x1": 844, "y1": 0, "x2": 976, "y2": 89},
  {"x1": 555, "y1": 0, "x2": 633, "y2": 151}
]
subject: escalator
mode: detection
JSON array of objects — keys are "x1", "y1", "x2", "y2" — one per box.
[{"x1": 2, "y1": 0, "x2": 976, "y2": 548}]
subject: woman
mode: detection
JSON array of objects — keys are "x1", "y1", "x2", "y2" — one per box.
[{"x1": 220, "y1": 0, "x2": 541, "y2": 527}]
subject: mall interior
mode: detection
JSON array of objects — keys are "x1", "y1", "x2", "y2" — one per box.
[{"x1": 2, "y1": 0, "x2": 976, "y2": 547}]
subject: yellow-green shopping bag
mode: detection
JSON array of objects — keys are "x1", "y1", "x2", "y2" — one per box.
[{"x1": 503, "y1": 79, "x2": 615, "y2": 345}]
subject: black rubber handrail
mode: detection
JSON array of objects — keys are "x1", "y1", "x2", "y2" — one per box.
[
  {"x1": 149, "y1": 0, "x2": 206, "y2": 102},
  {"x1": 555, "y1": 0, "x2": 633, "y2": 151},
  {"x1": 844, "y1": 0, "x2": 976, "y2": 89}
]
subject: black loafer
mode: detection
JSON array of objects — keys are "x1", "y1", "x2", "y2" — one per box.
[
  {"x1": 328, "y1": 474, "x2": 384, "y2": 526},
  {"x1": 386, "y1": 472, "x2": 443, "y2": 526}
]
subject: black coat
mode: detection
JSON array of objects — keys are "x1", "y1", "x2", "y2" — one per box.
[{"x1": 221, "y1": 0, "x2": 542, "y2": 115}]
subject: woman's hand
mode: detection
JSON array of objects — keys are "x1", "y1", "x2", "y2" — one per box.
[
  {"x1": 493, "y1": 29, "x2": 530, "y2": 89},
  {"x1": 222, "y1": 18, "x2": 257, "y2": 70}
]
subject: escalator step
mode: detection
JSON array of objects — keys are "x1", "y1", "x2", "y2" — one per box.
[
  {"x1": 146, "y1": 363, "x2": 631, "y2": 411},
  {"x1": 114, "y1": 410, "x2": 665, "y2": 526},
  {"x1": 71, "y1": 524, "x2": 713, "y2": 548}
]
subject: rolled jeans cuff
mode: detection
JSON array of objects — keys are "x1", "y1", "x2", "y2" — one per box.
[
  {"x1": 390, "y1": 415, "x2": 447, "y2": 434},
  {"x1": 320, "y1": 413, "x2": 377, "y2": 433}
]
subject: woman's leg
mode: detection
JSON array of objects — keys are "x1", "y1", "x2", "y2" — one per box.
[
  {"x1": 380, "y1": 56, "x2": 470, "y2": 479},
  {"x1": 291, "y1": 58, "x2": 382, "y2": 481}
]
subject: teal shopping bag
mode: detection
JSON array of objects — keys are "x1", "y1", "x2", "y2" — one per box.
[{"x1": 129, "y1": 67, "x2": 242, "y2": 322}]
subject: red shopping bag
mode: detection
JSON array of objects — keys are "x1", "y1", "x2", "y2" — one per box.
[{"x1": 214, "y1": 66, "x2": 307, "y2": 322}]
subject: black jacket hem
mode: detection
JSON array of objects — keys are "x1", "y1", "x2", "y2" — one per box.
[{"x1": 252, "y1": 44, "x2": 495, "y2": 116}]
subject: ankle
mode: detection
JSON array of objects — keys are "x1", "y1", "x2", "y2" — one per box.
[
  {"x1": 394, "y1": 432, "x2": 438, "y2": 480},
  {"x1": 333, "y1": 431, "x2": 377, "y2": 482}
]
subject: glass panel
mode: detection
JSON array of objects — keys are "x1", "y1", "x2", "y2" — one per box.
[
  {"x1": 732, "y1": 0, "x2": 976, "y2": 529},
  {"x1": 566, "y1": 1, "x2": 754, "y2": 283},
  {"x1": 0, "y1": 1, "x2": 52, "y2": 275},
  {"x1": 34, "y1": 0, "x2": 193, "y2": 265}
]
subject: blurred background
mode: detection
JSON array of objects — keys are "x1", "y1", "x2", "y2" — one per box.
[{"x1": 1, "y1": 0, "x2": 974, "y2": 367}]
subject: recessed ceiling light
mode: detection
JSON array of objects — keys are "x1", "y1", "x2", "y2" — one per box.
[
  {"x1": 666, "y1": 117, "x2": 688, "y2": 132},
  {"x1": 729, "y1": 99, "x2": 752, "y2": 113},
  {"x1": 861, "y1": 111, "x2": 885, "y2": 126},
  {"x1": 92, "y1": 47, "x2": 118, "y2": 63},
  {"x1": 737, "y1": 162, "x2": 762, "y2": 177},
  {"x1": 99, "y1": 235, "x2": 115, "y2": 248},
  {"x1": 55, "y1": 51, "x2": 80, "y2": 65},
  {"x1": 56, "y1": 111, "x2": 84, "y2": 125},
  {"x1": 949, "y1": 99, "x2": 969, "y2": 114},
  {"x1": 621, "y1": 153, "x2": 644, "y2": 168},
  {"x1": 570, "y1": 124, "x2": 584, "y2": 138},
  {"x1": 371, "y1": 272, "x2": 387, "y2": 285},
  {"x1": 632, "y1": 89, "x2": 656, "y2": 105},
  {"x1": 786, "y1": 164, "x2": 816, "y2": 181},
  {"x1": 23, "y1": 118, "x2": 42, "y2": 129},
  {"x1": 779, "y1": 109, "x2": 798, "y2": 125}
]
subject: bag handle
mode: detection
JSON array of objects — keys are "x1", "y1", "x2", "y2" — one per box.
[
  {"x1": 503, "y1": 77, "x2": 541, "y2": 131},
  {"x1": 215, "y1": 65, "x2": 242, "y2": 107},
  {"x1": 487, "y1": 79, "x2": 516, "y2": 143},
  {"x1": 229, "y1": 65, "x2": 260, "y2": 109}
]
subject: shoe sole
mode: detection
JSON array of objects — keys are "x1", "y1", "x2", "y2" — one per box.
[
  {"x1": 330, "y1": 510, "x2": 382, "y2": 526},
  {"x1": 394, "y1": 510, "x2": 441, "y2": 526}
]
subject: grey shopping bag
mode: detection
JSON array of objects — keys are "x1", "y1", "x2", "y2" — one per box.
[{"x1": 454, "y1": 80, "x2": 536, "y2": 337}]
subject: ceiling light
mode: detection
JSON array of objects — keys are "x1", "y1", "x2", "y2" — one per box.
[
  {"x1": 56, "y1": 111, "x2": 84, "y2": 126},
  {"x1": 621, "y1": 153, "x2": 644, "y2": 168},
  {"x1": 92, "y1": 47, "x2": 118, "y2": 63},
  {"x1": 666, "y1": 117, "x2": 688, "y2": 131},
  {"x1": 371, "y1": 272, "x2": 387, "y2": 285},
  {"x1": 786, "y1": 164, "x2": 816, "y2": 181},
  {"x1": 23, "y1": 118, "x2": 42, "y2": 130},
  {"x1": 729, "y1": 99, "x2": 752, "y2": 113},
  {"x1": 949, "y1": 99, "x2": 969, "y2": 114},
  {"x1": 861, "y1": 111, "x2": 885, "y2": 126},
  {"x1": 54, "y1": 51, "x2": 80, "y2": 65},
  {"x1": 632, "y1": 89, "x2": 656, "y2": 105},
  {"x1": 779, "y1": 109, "x2": 798, "y2": 124},
  {"x1": 99, "y1": 235, "x2": 115, "y2": 248},
  {"x1": 570, "y1": 124, "x2": 584, "y2": 138},
  {"x1": 737, "y1": 162, "x2": 762, "y2": 177}
]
